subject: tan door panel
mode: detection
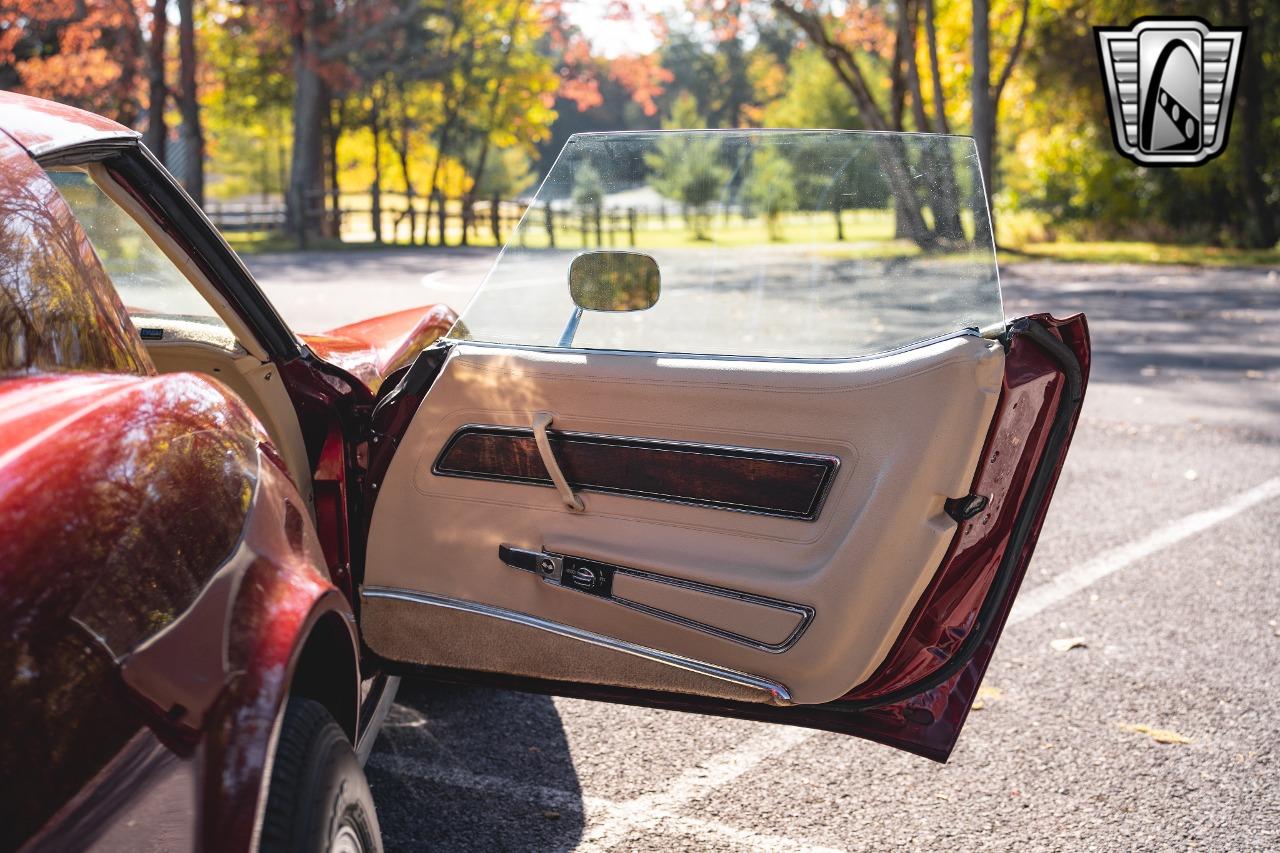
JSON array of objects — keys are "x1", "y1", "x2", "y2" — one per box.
[
  {"x1": 609, "y1": 570, "x2": 808, "y2": 649},
  {"x1": 363, "y1": 334, "x2": 1003, "y2": 705}
]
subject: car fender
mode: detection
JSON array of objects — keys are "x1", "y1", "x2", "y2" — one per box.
[{"x1": 190, "y1": 451, "x2": 361, "y2": 853}]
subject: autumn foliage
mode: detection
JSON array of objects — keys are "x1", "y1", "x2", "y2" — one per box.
[
  {"x1": 0, "y1": 0, "x2": 145, "y2": 125},
  {"x1": 0, "y1": 0, "x2": 1274, "y2": 249}
]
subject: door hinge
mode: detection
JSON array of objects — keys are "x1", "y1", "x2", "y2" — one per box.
[{"x1": 944, "y1": 493, "x2": 990, "y2": 523}]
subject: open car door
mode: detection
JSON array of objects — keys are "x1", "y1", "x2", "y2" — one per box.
[{"x1": 358, "y1": 130, "x2": 1089, "y2": 761}]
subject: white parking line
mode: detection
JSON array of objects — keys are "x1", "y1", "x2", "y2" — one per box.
[
  {"x1": 374, "y1": 474, "x2": 1280, "y2": 851},
  {"x1": 369, "y1": 747, "x2": 847, "y2": 853},
  {"x1": 576, "y1": 726, "x2": 819, "y2": 851},
  {"x1": 369, "y1": 752, "x2": 614, "y2": 817},
  {"x1": 1009, "y1": 474, "x2": 1280, "y2": 626},
  {"x1": 563, "y1": 475, "x2": 1280, "y2": 849}
]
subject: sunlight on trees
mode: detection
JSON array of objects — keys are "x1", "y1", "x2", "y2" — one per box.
[
  {"x1": 644, "y1": 94, "x2": 728, "y2": 241},
  {"x1": 0, "y1": 0, "x2": 1274, "y2": 250},
  {"x1": 744, "y1": 149, "x2": 797, "y2": 241}
]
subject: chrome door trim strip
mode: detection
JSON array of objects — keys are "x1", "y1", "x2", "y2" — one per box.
[
  {"x1": 360, "y1": 586, "x2": 794, "y2": 706},
  {"x1": 356, "y1": 674, "x2": 400, "y2": 767},
  {"x1": 442, "y1": 327, "x2": 989, "y2": 365},
  {"x1": 611, "y1": 565, "x2": 815, "y2": 653}
]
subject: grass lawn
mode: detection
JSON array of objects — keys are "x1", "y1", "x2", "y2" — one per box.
[
  {"x1": 998, "y1": 240, "x2": 1280, "y2": 268},
  {"x1": 217, "y1": 202, "x2": 1279, "y2": 269}
]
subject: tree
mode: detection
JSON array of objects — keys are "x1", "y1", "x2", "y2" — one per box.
[
  {"x1": 1233, "y1": 0, "x2": 1276, "y2": 248},
  {"x1": 744, "y1": 148, "x2": 797, "y2": 240},
  {"x1": 177, "y1": 0, "x2": 204, "y2": 205},
  {"x1": 644, "y1": 94, "x2": 728, "y2": 240},
  {"x1": 142, "y1": 0, "x2": 169, "y2": 160},
  {"x1": 252, "y1": 0, "x2": 427, "y2": 246},
  {"x1": 770, "y1": 0, "x2": 966, "y2": 248},
  {"x1": 970, "y1": 0, "x2": 1031, "y2": 202},
  {"x1": 1003, "y1": 0, "x2": 1279, "y2": 248},
  {"x1": 201, "y1": 0, "x2": 294, "y2": 201},
  {"x1": 0, "y1": 0, "x2": 144, "y2": 125}
]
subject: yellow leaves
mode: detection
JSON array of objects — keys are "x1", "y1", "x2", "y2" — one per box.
[
  {"x1": 971, "y1": 684, "x2": 1004, "y2": 710},
  {"x1": 1049, "y1": 636, "x2": 1088, "y2": 652},
  {"x1": 1122, "y1": 724, "x2": 1193, "y2": 745}
]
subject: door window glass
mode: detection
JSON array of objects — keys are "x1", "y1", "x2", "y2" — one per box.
[
  {"x1": 46, "y1": 169, "x2": 228, "y2": 326},
  {"x1": 0, "y1": 136, "x2": 151, "y2": 376},
  {"x1": 450, "y1": 130, "x2": 1003, "y2": 359}
]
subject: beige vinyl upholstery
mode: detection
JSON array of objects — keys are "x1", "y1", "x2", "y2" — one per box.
[
  {"x1": 363, "y1": 335, "x2": 1004, "y2": 705},
  {"x1": 82, "y1": 165, "x2": 313, "y2": 499},
  {"x1": 143, "y1": 331, "x2": 312, "y2": 502}
]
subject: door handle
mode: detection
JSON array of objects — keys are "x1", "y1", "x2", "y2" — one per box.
[{"x1": 532, "y1": 412, "x2": 585, "y2": 512}]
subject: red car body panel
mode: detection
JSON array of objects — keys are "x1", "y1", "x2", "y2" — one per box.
[
  {"x1": 300, "y1": 303, "x2": 458, "y2": 393},
  {"x1": 0, "y1": 98, "x2": 366, "y2": 847},
  {"x1": 0, "y1": 90, "x2": 138, "y2": 157},
  {"x1": 0, "y1": 371, "x2": 359, "y2": 851},
  {"x1": 0, "y1": 128, "x2": 153, "y2": 377}
]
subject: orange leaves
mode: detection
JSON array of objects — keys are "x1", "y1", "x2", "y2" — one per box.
[
  {"x1": 541, "y1": 1, "x2": 670, "y2": 115},
  {"x1": 560, "y1": 76, "x2": 604, "y2": 111},
  {"x1": 9, "y1": 50, "x2": 125, "y2": 103},
  {"x1": 608, "y1": 53, "x2": 673, "y2": 116},
  {"x1": 831, "y1": 2, "x2": 893, "y2": 58},
  {"x1": 0, "y1": 0, "x2": 143, "y2": 123}
]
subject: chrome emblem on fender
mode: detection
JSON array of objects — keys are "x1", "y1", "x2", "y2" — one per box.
[{"x1": 1094, "y1": 17, "x2": 1246, "y2": 166}]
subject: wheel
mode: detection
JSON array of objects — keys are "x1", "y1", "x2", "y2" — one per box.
[{"x1": 260, "y1": 697, "x2": 383, "y2": 853}]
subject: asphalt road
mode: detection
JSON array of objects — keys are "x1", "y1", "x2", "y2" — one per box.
[{"x1": 250, "y1": 251, "x2": 1280, "y2": 852}]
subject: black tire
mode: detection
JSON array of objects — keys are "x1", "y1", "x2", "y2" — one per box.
[{"x1": 260, "y1": 697, "x2": 383, "y2": 853}]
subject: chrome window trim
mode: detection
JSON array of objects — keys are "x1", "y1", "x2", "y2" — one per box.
[
  {"x1": 443, "y1": 326, "x2": 993, "y2": 365},
  {"x1": 361, "y1": 586, "x2": 794, "y2": 705}
]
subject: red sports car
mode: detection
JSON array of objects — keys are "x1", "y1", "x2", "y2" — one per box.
[{"x1": 0, "y1": 92, "x2": 1089, "y2": 852}]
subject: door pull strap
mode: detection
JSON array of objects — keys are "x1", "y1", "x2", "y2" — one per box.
[{"x1": 532, "y1": 412, "x2": 585, "y2": 512}]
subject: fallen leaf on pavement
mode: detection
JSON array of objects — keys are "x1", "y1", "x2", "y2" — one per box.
[
  {"x1": 541, "y1": 810, "x2": 561, "y2": 820},
  {"x1": 1123, "y1": 724, "x2": 1192, "y2": 745},
  {"x1": 1050, "y1": 636, "x2": 1087, "y2": 652},
  {"x1": 971, "y1": 684, "x2": 1004, "y2": 711}
]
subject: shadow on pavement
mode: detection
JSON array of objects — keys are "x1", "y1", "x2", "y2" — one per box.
[
  {"x1": 1002, "y1": 263, "x2": 1280, "y2": 408},
  {"x1": 366, "y1": 680, "x2": 584, "y2": 852}
]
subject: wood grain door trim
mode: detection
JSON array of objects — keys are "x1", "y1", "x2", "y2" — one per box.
[{"x1": 432, "y1": 425, "x2": 840, "y2": 520}]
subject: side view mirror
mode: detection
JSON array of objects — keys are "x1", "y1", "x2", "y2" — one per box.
[
  {"x1": 568, "y1": 250, "x2": 661, "y2": 312},
  {"x1": 560, "y1": 251, "x2": 661, "y2": 346}
]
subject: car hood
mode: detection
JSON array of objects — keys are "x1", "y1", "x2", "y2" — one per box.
[{"x1": 300, "y1": 303, "x2": 457, "y2": 393}]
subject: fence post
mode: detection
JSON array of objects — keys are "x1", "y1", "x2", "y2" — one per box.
[
  {"x1": 406, "y1": 190, "x2": 417, "y2": 244},
  {"x1": 433, "y1": 190, "x2": 446, "y2": 247},
  {"x1": 628, "y1": 208, "x2": 637, "y2": 247},
  {"x1": 460, "y1": 194, "x2": 472, "y2": 247},
  {"x1": 491, "y1": 194, "x2": 501, "y2": 244},
  {"x1": 545, "y1": 202, "x2": 555, "y2": 249}
]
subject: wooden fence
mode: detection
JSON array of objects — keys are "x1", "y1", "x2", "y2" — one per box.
[{"x1": 205, "y1": 192, "x2": 650, "y2": 249}]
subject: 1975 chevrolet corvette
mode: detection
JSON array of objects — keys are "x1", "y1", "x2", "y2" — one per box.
[{"x1": 0, "y1": 91, "x2": 1089, "y2": 852}]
